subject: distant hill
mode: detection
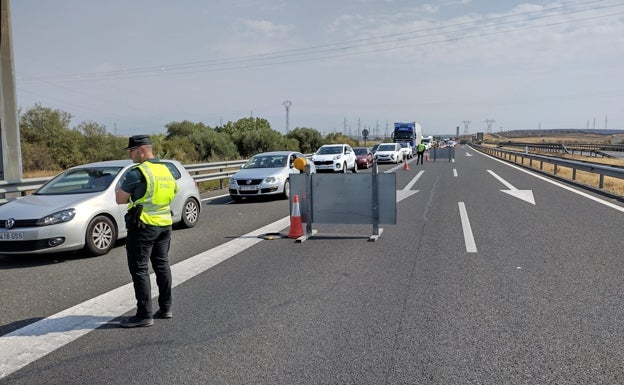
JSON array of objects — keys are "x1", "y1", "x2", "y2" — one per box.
[{"x1": 493, "y1": 129, "x2": 624, "y2": 137}]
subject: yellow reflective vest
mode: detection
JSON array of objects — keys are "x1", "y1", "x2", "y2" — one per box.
[{"x1": 130, "y1": 161, "x2": 178, "y2": 226}]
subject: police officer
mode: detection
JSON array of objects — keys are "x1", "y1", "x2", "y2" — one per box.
[
  {"x1": 116, "y1": 135, "x2": 178, "y2": 328},
  {"x1": 416, "y1": 140, "x2": 426, "y2": 165}
]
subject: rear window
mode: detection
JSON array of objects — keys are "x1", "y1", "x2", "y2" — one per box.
[{"x1": 378, "y1": 144, "x2": 396, "y2": 151}]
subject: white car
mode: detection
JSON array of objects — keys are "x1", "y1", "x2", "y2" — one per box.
[
  {"x1": 398, "y1": 142, "x2": 413, "y2": 159},
  {"x1": 374, "y1": 143, "x2": 403, "y2": 164},
  {"x1": 311, "y1": 144, "x2": 358, "y2": 173}
]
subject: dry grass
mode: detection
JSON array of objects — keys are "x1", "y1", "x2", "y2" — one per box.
[
  {"x1": 484, "y1": 133, "x2": 624, "y2": 197},
  {"x1": 23, "y1": 169, "x2": 62, "y2": 178}
]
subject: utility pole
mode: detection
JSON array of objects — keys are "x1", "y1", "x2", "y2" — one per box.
[
  {"x1": 0, "y1": 0, "x2": 23, "y2": 181},
  {"x1": 462, "y1": 120, "x2": 471, "y2": 135},
  {"x1": 484, "y1": 119, "x2": 495, "y2": 134},
  {"x1": 283, "y1": 100, "x2": 292, "y2": 133}
]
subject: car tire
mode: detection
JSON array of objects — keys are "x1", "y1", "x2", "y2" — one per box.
[
  {"x1": 84, "y1": 215, "x2": 116, "y2": 256},
  {"x1": 180, "y1": 197, "x2": 200, "y2": 228},
  {"x1": 282, "y1": 179, "x2": 290, "y2": 200},
  {"x1": 352, "y1": 162, "x2": 358, "y2": 173},
  {"x1": 342, "y1": 163, "x2": 347, "y2": 173}
]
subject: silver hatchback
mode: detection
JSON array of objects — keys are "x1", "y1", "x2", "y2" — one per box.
[
  {"x1": 0, "y1": 159, "x2": 201, "y2": 256},
  {"x1": 228, "y1": 151, "x2": 315, "y2": 202}
]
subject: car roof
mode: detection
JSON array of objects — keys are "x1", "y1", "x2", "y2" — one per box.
[
  {"x1": 252, "y1": 151, "x2": 300, "y2": 156},
  {"x1": 71, "y1": 159, "x2": 134, "y2": 168},
  {"x1": 69, "y1": 159, "x2": 184, "y2": 169}
]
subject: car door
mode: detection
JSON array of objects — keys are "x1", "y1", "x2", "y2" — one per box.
[{"x1": 345, "y1": 145, "x2": 356, "y2": 168}]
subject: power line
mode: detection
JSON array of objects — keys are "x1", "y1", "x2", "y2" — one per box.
[{"x1": 18, "y1": 0, "x2": 624, "y2": 83}]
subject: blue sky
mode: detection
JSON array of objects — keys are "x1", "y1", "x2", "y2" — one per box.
[{"x1": 9, "y1": 0, "x2": 624, "y2": 137}]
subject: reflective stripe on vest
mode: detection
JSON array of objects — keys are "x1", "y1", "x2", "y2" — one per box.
[{"x1": 131, "y1": 161, "x2": 177, "y2": 226}]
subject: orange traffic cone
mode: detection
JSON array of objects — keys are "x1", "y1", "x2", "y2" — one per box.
[
  {"x1": 287, "y1": 195, "x2": 304, "y2": 239},
  {"x1": 403, "y1": 157, "x2": 409, "y2": 170}
]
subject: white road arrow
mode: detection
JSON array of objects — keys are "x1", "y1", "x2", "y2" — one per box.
[
  {"x1": 396, "y1": 170, "x2": 422, "y2": 202},
  {"x1": 487, "y1": 170, "x2": 535, "y2": 205}
]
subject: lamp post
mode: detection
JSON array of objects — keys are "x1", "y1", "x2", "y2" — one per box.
[{"x1": 283, "y1": 100, "x2": 292, "y2": 133}]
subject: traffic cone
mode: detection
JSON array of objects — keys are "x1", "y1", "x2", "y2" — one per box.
[
  {"x1": 287, "y1": 195, "x2": 304, "y2": 239},
  {"x1": 403, "y1": 156, "x2": 409, "y2": 170}
]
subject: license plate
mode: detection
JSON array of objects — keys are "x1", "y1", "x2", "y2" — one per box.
[
  {"x1": 239, "y1": 186, "x2": 257, "y2": 191},
  {"x1": 0, "y1": 232, "x2": 24, "y2": 240}
]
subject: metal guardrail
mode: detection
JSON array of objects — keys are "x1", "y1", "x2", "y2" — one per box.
[
  {"x1": 474, "y1": 144, "x2": 624, "y2": 199},
  {"x1": 0, "y1": 160, "x2": 248, "y2": 204},
  {"x1": 497, "y1": 141, "x2": 624, "y2": 158}
]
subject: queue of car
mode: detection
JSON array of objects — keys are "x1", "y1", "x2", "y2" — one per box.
[{"x1": 0, "y1": 143, "x2": 403, "y2": 257}]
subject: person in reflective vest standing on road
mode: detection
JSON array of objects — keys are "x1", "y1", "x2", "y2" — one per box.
[
  {"x1": 416, "y1": 140, "x2": 426, "y2": 165},
  {"x1": 115, "y1": 134, "x2": 178, "y2": 328}
]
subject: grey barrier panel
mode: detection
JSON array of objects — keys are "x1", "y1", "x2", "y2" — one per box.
[{"x1": 290, "y1": 173, "x2": 396, "y2": 225}]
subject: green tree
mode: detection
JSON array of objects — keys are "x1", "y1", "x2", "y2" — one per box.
[
  {"x1": 286, "y1": 127, "x2": 324, "y2": 153},
  {"x1": 190, "y1": 128, "x2": 238, "y2": 161},
  {"x1": 19, "y1": 103, "x2": 85, "y2": 170},
  {"x1": 165, "y1": 120, "x2": 206, "y2": 139},
  {"x1": 227, "y1": 118, "x2": 276, "y2": 157},
  {"x1": 76, "y1": 121, "x2": 116, "y2": 162},
  {"x1": 161, "y1": 136, "x2": 199, "y2": 163},
  {"x1": 324, "y1": 133, "x2": 358, "y2": 147}
]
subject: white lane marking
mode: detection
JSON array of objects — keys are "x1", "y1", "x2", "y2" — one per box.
[
  {"x1": 458, "y1": 202, "x2": 478, "y2": 253},
  {"x1": 453, "y1": 168, "x2": 458, "y2": 177},
  {"x1": 0, "y1": 217, "x2": 290, "y2": 380},
  {"x1": 474, "y1": 149, "x2": 624, "y2": 212},
  {"x1": 486, "y1": 170, "x2": 536, "y2": 205},
  {"x1": 404, "y1": 170, "x2": 424, "y2": 191}
]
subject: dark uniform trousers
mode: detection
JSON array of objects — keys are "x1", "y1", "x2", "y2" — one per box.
[{"x1": 126, "y1": 224, "x2": 172, "y2": 318}]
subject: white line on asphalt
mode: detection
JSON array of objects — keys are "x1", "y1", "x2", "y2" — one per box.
[
  {"x1": 475, "y1": 149, "x2": 624, "y2": 213},
  {"x1": 404, "y1": 170, "x2": 424, "y2": 190},
  {"x1": 0, "y1": 216, "x2": 290, "y2": 380},
  {"x1": 458, "y1": 202, "x2": 478, "y2": 253},
  {"x1": 453, "y1": 168, "x2": 458, "y2": 177}
]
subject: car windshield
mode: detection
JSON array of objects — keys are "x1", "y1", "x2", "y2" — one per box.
[
  {"x1": 36, "y1": 167, "x2": 123, "y2": 195},
  {"x1": 399, "y1": 143, "x2": 408, "y2": 148},
  {"x1": 354, "y1": 148, "x2": 368, "y2": 155},
  {"x1": 243, "y1": 155, "x2": 287, "y2": 169},
  {"x1": 378, "y1": 144, "x2": 395, "y2": 151},
  {"x1": 317, "y1": 146, "x2": 342, "y2": 155}
]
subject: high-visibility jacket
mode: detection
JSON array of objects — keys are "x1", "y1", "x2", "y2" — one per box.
[
  {"x1": 417, "y1": 143, "x2": 426, "y2": 152},
  {"x1": 130, "y1": 161, "x2": 178, "y2": 226}
]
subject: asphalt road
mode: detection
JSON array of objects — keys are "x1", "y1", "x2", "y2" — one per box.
[{"x1": 1, "y1": 146, "x2": 624, "y2": 384}]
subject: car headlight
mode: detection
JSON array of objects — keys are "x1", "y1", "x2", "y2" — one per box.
[
  {"x1": 265, "y1": 176, "x2": 279, "y2": 183},
  {"x1": 37, "y1": 209, "x2": 76, "y2": 226},
  {"x1": 333, "y1": 155, "x2": 342, "y2": 160}
]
